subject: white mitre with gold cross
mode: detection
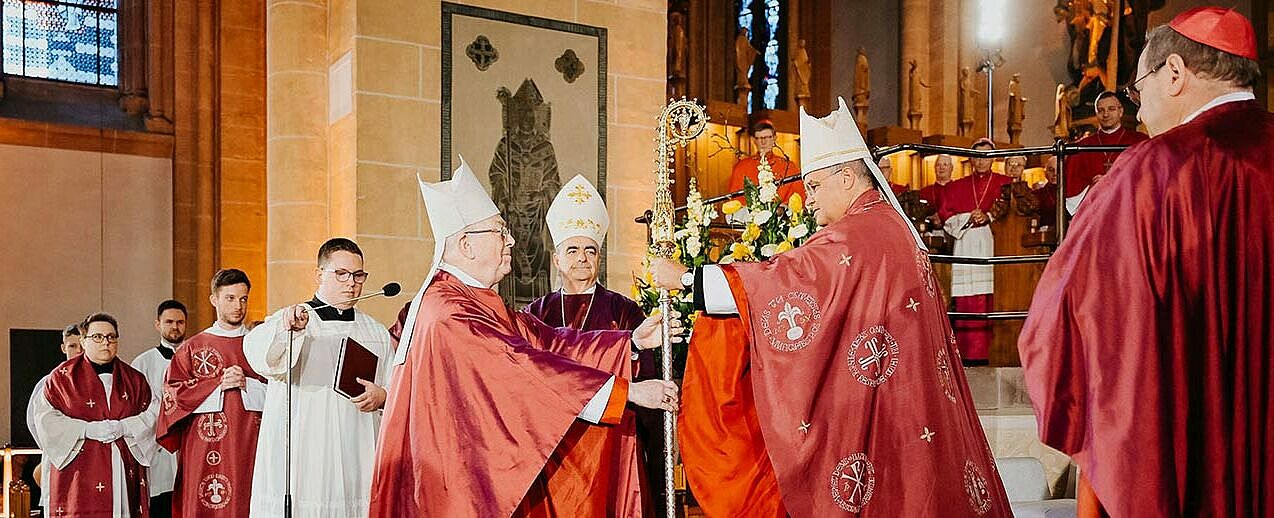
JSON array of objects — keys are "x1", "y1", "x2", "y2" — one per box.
[
  {"x1": 546, "y1": 174, "x2": 609, "y2": 248},
  {"x1": 799, "y1": 97, "x2": 925, "y2": 249}
]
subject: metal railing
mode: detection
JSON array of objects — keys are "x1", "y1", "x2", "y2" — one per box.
[{"x1": 636, "y1": 140, "x2": 1133, "y2": 323}]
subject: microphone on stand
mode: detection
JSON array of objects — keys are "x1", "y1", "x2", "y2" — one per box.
[
  {"x1": 282, "y1": 281, "x2": 400, "y2": 518},
  {"x1": 304, "y1": 282, "x2": 402, "y2": 312}
]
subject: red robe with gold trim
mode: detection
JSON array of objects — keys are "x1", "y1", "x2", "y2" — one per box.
[
  {"x1": 370, "y1": 271, "x2": 636, "y2": 517},
  {"x1": 157, "y1": 331, "x2": 264, "y2": 517},
  {"x1": 1019, "y1": 100, "x2": 1274, "y2": 517},
  {"x1": 681, "y1": 191, "x2": 1010, "y2": 517},
  {"x1": 522, "y1": 286, "x2": 649, "y2": 517}
]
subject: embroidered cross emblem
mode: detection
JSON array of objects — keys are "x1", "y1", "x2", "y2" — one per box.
[
  {"x1": 206, "y1": 451, "x2": 222, "y2": 466},
  {"x1": 121, "y1": 392, "x2": 129, "y2": 400},
  {"x1": 921, "y1": 427, "x2": 935, "y2": 442},
  {"x1": 60, "y1": 368, "x2": 69, "y2": 375},
  {"x1": 798, "y1": 420, "x2": 811, "y2": 434},
  {"x1": 906, "y1": 298, "x2": 920, "y2": 312},
  {"x1": 840, "y1": 254, "x2": 853, "y2": 266},
  {"x1": 85, "y1": 399, "x2": 96, "y2": 408},
  {"x1": 193, "y1": 350, "x2": 219, "y2": 377},
  {"x1": 856, "y1": 337, "x2": 890, "y2": 374},
  {"x1": 200, "y1": 414, "x2": 226, "y2": 438},
  {"x1": 838, "y1": 461, "x2": 869, "y2": 505},
  {"x1": 95, "y1": 482, "x2": 106, "y2": 492},
  {"x1": 55, "y1": 507, "x2": 65, "y2": 515}
]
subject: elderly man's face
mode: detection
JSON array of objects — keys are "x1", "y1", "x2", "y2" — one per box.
[
  {"x1": 971, "y1": 145, "x2": 994, "y2": 173},
  {"x1": 934, "y1": 156, "x2": 954, "y2": 183},
  {"x1": 463, "y1": 215, "x2": 515, "y2": 286},
  {"x1": 1006, "y1": 157, "x2": 1026, "y2": 179},
  {"x1": 554, "y1": 236, "x2": 600, "y2": 286},
  {"x1": 1044, "y1": 157, "x2": 1058, "y2": 184},
  {"x1": 1134, "y1": 52, "x2": 1173, "y2": 136},
  {"x1": 804, "y1": 162, "x2": 860, "y2": 226}
]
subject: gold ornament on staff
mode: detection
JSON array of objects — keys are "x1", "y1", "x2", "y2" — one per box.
[{"x1": 651, "y1": 97, "x2": 706, "y2": 517}]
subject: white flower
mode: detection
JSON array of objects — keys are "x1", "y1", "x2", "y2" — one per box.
[
  {"x1": 686, "y1": 236, "x2": 702, "y2": 257},
  {"x1": 727, "y1": 207, "x2": 752, "y2": 226},
  {"x1": 759, "y1": 183, "x2": 778, "y2": 202},
  {"x1": 788, "y1": 224, "x2": 809, "y2": 241},
  {"x1": 751, "y1": 209, "x2": 773, "y2": 226},
  {"x1": 675, "y1": 227, "x2": 694, "y2": 240},
  {"x1": 760, "y1": 243, "x2": 779, "y2": 258},
  {"x1": 719, "y1": 255, "x2": 735, "y2": 264}
]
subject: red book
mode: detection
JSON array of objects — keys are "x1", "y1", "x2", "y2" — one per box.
[{"x1": 334, "y1": 336, "x2": 377, "y2": 399}]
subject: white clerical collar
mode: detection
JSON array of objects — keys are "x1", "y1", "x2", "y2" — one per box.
[
  {"x1": 1100, "y1": 126, "x2": 1121, "y2": 134},
  {"x1": 561, "y1": 284, "x2": 598, "y2": 295},
  {"x1": 1182, "y1": 91, "x2": 1256, "y2": 124},
  {"x1": 159, "y1": 339, "x2": 178, "y2": 350},
  {"x1": 439, "y1": 262, "x2": 490, "y2": 289},
  {"x1": 205, "y1": 324, "x2": 247, "y2": 338}
]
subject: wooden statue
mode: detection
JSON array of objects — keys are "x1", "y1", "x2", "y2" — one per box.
[
  {"x1": 793, "y1": 39, "x2": 812, "y2": 109},
  {"x1": 1007, "y1": 73, "x2": 1028, "y2": 144},
  {"x1": 906, "y1": 60, "x2": 929, "y2": 130},
  {"x1": 957, "y1": 66, "x2": 979, "y2": 137},
  {"x1": 734, "y1": 30, "x2": 758, "y2": 105},
  {"x1": 852, "y1": 47, "x2": 870, "y2": 132},
  {"x1": 667, "y1": 11, "x2": 688, "y2": 98},
  {"x1": 1052, "y1": 83, "x2": 1074, "y2": 139}
]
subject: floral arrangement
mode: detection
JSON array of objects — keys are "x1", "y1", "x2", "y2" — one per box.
[{"x1": 632, "y1": 158, "x2": 819, "y2": 375}]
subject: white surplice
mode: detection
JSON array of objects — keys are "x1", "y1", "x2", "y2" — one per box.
[
  {"x1": 32, "y1": 369, "x2": 160, "y2": 518},
  {"x1": 243, "y1": 298, "x2": 394, "y2": 518},
  {"x1": 944, "y1": 212, "x2": 996, "y2": 297},
  {"x1": 130, "y1": 343, "x2": 179, "y2": 497}
]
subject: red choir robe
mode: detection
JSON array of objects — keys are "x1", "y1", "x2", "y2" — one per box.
[
  {"x1": 42, "y1": 356, "x2": 154, "y2": 517},
  {"x1": 157, "y1": 329, "x2": 265, "y2": 517},
  {"x1": 938, "y1": 171, "x2": 1013, "y2": 362},
  {"x1": 521, "y1": 285, "x2": 650, "y2": 517},
  {"x1": 1032, "y1": 183, "x2": 1059, "y2": 229},
  {"x1": 681, "y1": 191, "x2": 1011, "y2": 517},
  {"x1": 729, "y1": 151, "x2": 804, "y2": 201},
  {"x1": 918, "y1": 181, "x2": 947, "y2": 207},
  {"x1": 1019, "y1": 99, "x2": 1274, "y2": 517},
  {"x1": 369, "y1": 271, "x2": 639, "y2": 517},
  {"x1": 1063, "y1": 126, "x2": 1148, "y2": 199}
]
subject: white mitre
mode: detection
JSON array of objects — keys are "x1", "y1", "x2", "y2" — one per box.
[
  {"x1": 799, "y1": 97, "x2": 926, "y2": 249},
  {"x1": 395, "y1": 156, "x2": 501, "y2": 365},
  {"x1": 546, "y1": 175, "x2": 608, "y2": 247}
]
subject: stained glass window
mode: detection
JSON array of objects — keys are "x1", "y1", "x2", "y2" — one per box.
[
  {"x1": 2, "y1": 0, "x2": 119, "y2": 86},
  {"x1": 737, "y1": 0, "x2": 783, "y2": 112}
]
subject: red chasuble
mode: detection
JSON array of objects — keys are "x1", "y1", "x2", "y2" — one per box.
[
  {"x1": 45, "y1": 356, "x2": 153, "y2": 517},
  {"x1": 729, "y1": 151, "x2": 804, "y2": 201},
  {"x1": 522, "y1": 286, "x2": 649, "y2": 517},
  {"x1": 369, "y1": 271, "x2": 636, "y2": 517},
  {"x1": 681, "y1": 191, "x2": 1011, "y2": 517},
  {"x1": 1062, "y1": 127, "x2": 1148, "y2": 198},
  {"x1": 1019, "y1": 100, "x2": 1274, "y2": 517},
  {"x1": 156, "y1": 331, "x2": 264, "y2": 517}
]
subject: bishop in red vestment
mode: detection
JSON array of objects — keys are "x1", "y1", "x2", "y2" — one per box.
[
  {"x1": 157, "y1": 270, "x2": 265, "y2": 517},
  {"x1": 1063, "y1": 91, "x2": 1148, "y2": 215},
  {"x1": 369, "y1": 158, "x2": 679, "y2": 517},
  {"x1": 1020, "y1": 10, "x2": 1273, "y2": 516},
  {"x1": 35, "y1": 313, "x2": 158, "y2": 518},
  {"x1": 937, "y1": 139, "x2": 1012, "y2": 363},
  {"x1": 653, "y1": 99, "x2": 1009, "y2": 517}
]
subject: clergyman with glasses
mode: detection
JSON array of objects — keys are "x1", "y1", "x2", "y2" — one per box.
[{"x1": 243, "y1": 238, "x2": 394, "y2": 517}]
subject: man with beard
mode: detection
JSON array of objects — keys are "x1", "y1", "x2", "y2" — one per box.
[
  {"x1": 158, "y1": 269, "x2": 266, "y2": 517},
  {"x1": 131, "y1": 300, "x2": 188, "y2": 517}
]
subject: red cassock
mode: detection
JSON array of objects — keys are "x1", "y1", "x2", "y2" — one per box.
[
  {"x1": 729, "y1": 151, "x2": 804, "y2": 201},
  {"x1": 45, "y1": 356, "x2": 153, "y2": 517},
  {"x1": 369, "y1": 271, "x2": 637, "y2": 517},
  {"x1": 680, "y1": 191, "x2": 1011, "y2": 517},
  {"x1": 157, "y1": 331, "x2": 264, "y2": 517},
  {"x1": 918, "y1": 182, "x2": 946, "y2": 208},
  {"x1": 1032, "y1": 184, "x2": 1059, "y2": 228},
  {"x1": 521, "y1": 286, "x2": 650, "y2": 517},
  {"x1": 1019, "y1": 100, "x2": 1274, "y2": 517},
  {"x1": 938, "y1": 172, "x2": 1013, "y2": 362},
  {"x1": 1063, "y1": 127, "x2": 1148, "y2": 198},
  {"x1": 937, "y1": 172, "x2": 1011, "y2": 223}
]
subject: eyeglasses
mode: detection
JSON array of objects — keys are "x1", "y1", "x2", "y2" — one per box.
[
  {"x1": 85, "y1": 333, "x2": 119, "y2": 344},
  {"x1": 1123, "y1": 60, "x2": 1166, "y2": 106},
  {"x1": 803, "y1": 169, "x2": 845, "y2": 195},
  {"x1": 464, "y1": 226, "x2": 512, "y2": 240},
  {"x1": 323, "y1": 268, "x2": 370, "y2": 284}
]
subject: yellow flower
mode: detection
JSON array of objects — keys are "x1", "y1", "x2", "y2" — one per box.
[
  {"x1": 742, "y1": 224, "x2": 761, "y2": 242},
  {"x1": 722, "y1": 200, "x2": 744, "y2": 215},
  {"x1": 776, "y1": 240, "x2": 794, "y2": 254},
  {"x1": 730, "y1": 242, "x2": 754, "y2": 260},
  {"x1": 787, "y1": 192, "x2": 803, "y2": 213},
  {"x1": 672, "y1": 246, "x2": 683, "y2": 262}
]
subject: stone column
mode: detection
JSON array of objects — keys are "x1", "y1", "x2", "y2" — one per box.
[{"x1": 266, "y1": 0, "x2": 330, "y2": 310}]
